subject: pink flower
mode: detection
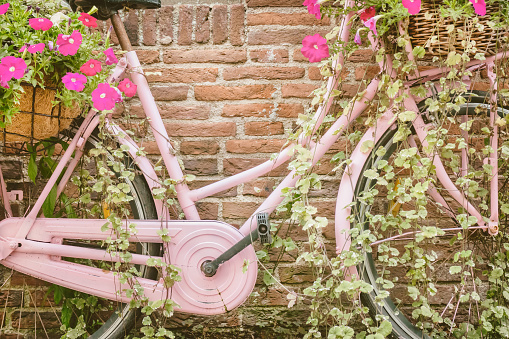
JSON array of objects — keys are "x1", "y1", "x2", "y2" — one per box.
[
  {"x1": 92, "y1": 83, "x2": 121, "y2": 111},
  {"x1": 27, "y1": 43, "x2": 45, "y2": 54},
  {"x1": 0, "y1": 56, "x2": 27, "y2": 80},
  {"x1": 118, "y1": 78, "x2": 137, "y2": 97},
  {"x1": 19, "y1": 45, "x2": 27, "y2": 52},
  {"x1": 303, "y1": 0, "x2": 320, "y2": 20},
  {"x1": 0, "y1": 3, "x2": 10, "y2": 15},
  {"x1": 103, "y1": 48, "x2": 118, "y2": 65},
  {"x1": 80, "y1": 59, "x2": 102, "y2": 76},
  {"x1": 301, "y1": 33, "x2": 329, "y2": 63},
  {"x1": 0, "y1": 76, "x2": 9, "y2": 89},
  {"x1": 364, "y1": 15, "x2": 381, "y2": 36},
  {"x1": 402, "y1": 0, "x2": 421, "y2": 15},
  {"x1": 62, "y1": 72, "x2": 87, "y2": 92},
  {"x1": 359, "y1": 6, "x2": 376, "y2": 22},
  {"x1": 469, "y1": 0, "x2": 486, "y2": 16},
  {"x1": 57, "y1": 30, "x2": 82, "y2": 56},
  {"x1": 29, "y1": 17, "x2": 53, "y2": 31},
  {"x1": 354, "y1": 29, "x2": 362, "y2": 46},
  {"x1": 78, "y1": 13, "x2": 98, "y2": 28}
]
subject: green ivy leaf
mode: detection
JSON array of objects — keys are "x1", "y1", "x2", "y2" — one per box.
[{"x1": 449, "y1": 266, "x2": 462, "y2": 275}]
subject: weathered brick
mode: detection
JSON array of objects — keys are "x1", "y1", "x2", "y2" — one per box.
[
  {"x1": 230, "y1": 4, "x2": 245, "y2": 46},
  {"x1": 247, "y1": 0, "x2": 303, "y2": 7},
  {"x1": 293, "y1": 49, "x2": 309, "y2": 62},
  {"x1": 250, "y1": 49, "x2": 289, "y2": 63},
  {"x1": 226, "y1": 139, "x2": 286, "y2": 153},
  {"x1": 277, "y1": 103, "x2": 304, "y2": 118},
  {"x1": 243, "y1": 178, "x2": 276, "y2": 197},
  {"x1": 12, "y1": 311, "x2": 60, "y2": 329},
  {"x1": 144, "y1": 68, "x2": 218, "y2": 83},
  {"x1": 0, "y1": 160, "x2": 22, "y2": 179},
  {"x1": 222, "y1": 201, "x2": 258, "y2": 219},
  {"x1": 142, "y1": 9, "x2": 157, "y2": 46},
  {"x1": 248, "y1": 28, "x2": 328, "y2": 45},
  {"x1": 212, "y1": 5, "x2": 228, "y2": 44},
  {"x1": 354, "y1": 65, "x2": 381, "y2": 80},
  {"x1": 223, "y1": 158, "x2": 288, "y2": 176},
  {"x1": 124, "y1": 9, "x2": 139, "y2": 46},
  {"x1": 308, "y1": 66, "x2": 323, "y2": 80},
  {"x1": 222, "y1": 103, "x2": 273, "y2": 117},
  {"x1": 180, "y1": 141, "x2": 219, "y2": 155},
  {"x1": 10, "y1": 272, "x2": 49, "y2": 286},
  {"x1": 150, "y1": 85, "x2": 189, "y2": 101},
  {"x1": 131, "y1": 104, "x2": 209, "y2": 119},
  {"x1": 348, "y1": 49, "x2": 374, "y2": 62},
  {"x1": 196, "y1": 202, "x2": 218, "y2": 219},
  {"x1": 165, "y1": 122, "x2": 236, "y2": 137},
  {"x1": 183, "y1": 159, "x2": 218, "y2": 176},
  {"x1": 0, "y1": 289, "x2": 23, "y2": 307},
  {"x1": 178, "y1": 5, "x2": 193, "y2": 45},
  {"x1": 245, "y1": 121, "x2": 284, "y2": 135},
  {"x1": 195, "y1": 5, "x2": 211, "y2": 43},
  {"x1": 135, "y1": 50, "x2": 160, "y2": 64},
  {"x1": 223, "y1": 67, "x2": 305, "y2": 80},
  {"x1": 160, "y1": 6, "x2": 173, "y2": 45},
  {"x1": 188, "y1": 180, "x2": 238, "y2": 197},
  {"x1": 247, "y1": 12, "x2": 329, "y2": 26},
  {"x1": 163, "y1": 50, "x2": 247, "y2": 64},
  {"x1": 195, "y1": 85, "x2": 276, "y2": 101},
  {"x1": 281, "y1": 83, "x2": 317, "y2": 98}
]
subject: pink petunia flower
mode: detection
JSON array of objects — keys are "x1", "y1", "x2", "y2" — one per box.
[
  {"x1": 364, "y1": 15, "x2": 382, "y2": 36},
  {"x1": 19, "y1": 45, "x2": 27, "y2": 53},
  {"x1": 0, "y1": 3, "x2": 10, "y2": 15},
  {"x1": 301, "y1": 33, "x2": 329, "y2": 63},
  {"x1": 469, "y1": 0, "x2": 486, "y2": 16},
  {"x1": 57, "y1": 30, "x2": 82, "y2": 56},
  {"x1": 103, "y1": 48, "x2": 118, "y2": 65},
  {"x1": 0, "y1": 75, "x2": 9, "y2": 89},
  {"x1": 118, "y1": 78, "x2": 137, "y2": 97},
  {"x1": 0, "y1": 56, "x2": 27, "y2": 80},
  {"x1": 62, "y1": 72, "x2": 87, "y2": 92},
  {"x1": 402, "y1": 0, "x2": 421, "y2": 15},
  {"x1": 92, "y1": 83, "x2": 121, "y2": 111},
  {"x1": 78, "y1": 12, "x2": 98, "y2": 28},
  {"x1": 27, "y1": 43, "x2": 45, "y2": 54},
  {"x1": 303, "y1": 0, "x2": 320, "y2": 20},
  {"x1": 359, "y1": 6, "x2": 376, "y2": 22},
  {"x1": 29, "y1": 17, "x2": 53, "y2": 31},
  {"x1": 354, "y1": 29, "x2": 362, "y2": 46},
  {"x1": 80, "y1": 59, "x2": 102, "y2": 76}
]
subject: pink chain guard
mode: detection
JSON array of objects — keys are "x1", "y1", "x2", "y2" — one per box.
[{"x1": 0, "y1": 218, "x2": 257, "y2": 315}]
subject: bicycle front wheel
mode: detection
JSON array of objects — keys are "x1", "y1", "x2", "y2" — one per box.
[
  {"x1": 0, "y1": 123, "x2": 160, "y2": 339},
  {"x1": 351, "y1": 91, "x2": 509, "y2": 338}
]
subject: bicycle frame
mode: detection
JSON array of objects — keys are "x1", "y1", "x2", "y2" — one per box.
[{"x1": 0, "y1": 1, "x2": 507, "y2": 314}]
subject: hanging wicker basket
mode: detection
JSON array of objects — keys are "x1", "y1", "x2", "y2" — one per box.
[
  {"x1": 1, "y1": 82, "x2": 81, "y2": 143},
  {"x1": 408, "y1": 0, "x2": 504, "y2": 56}
]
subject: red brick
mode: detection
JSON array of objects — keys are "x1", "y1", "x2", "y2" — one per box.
[
  {"x1": 180, "y1": 141, "x2": 219, "y2": 155},
  {"x1": 354, "y1": 65, "x2": 381, "y2": 80},
  {"x1": 348, "y1": 49, "x2": 374, "y2": 62},
  {"x1": 243, "y1": 178, "x2": 276, "y2": 197},
  {"x1": 223, "y1": 158, "x2": 289, "y2": 176},
  {"x1": 226, "y1": 139, "x2": 286, "y2": 153},
  {"x1": 222, "y1": 201, "x2": 258, "y2": 218},
  {"x1": 131, "y1": 104, "x2": 209, "y2": 119},
  {"x1": 212, "y1": 5, "x2": 228, "y2": 44},
  {"x1": 0, "y1": 289, "x2": 23, "y2": 307},
  {"x1": 245, "y1": 121, "x2": 284, "y2": 136},
  {"x1": 196, "y1": 202, "x2": 218, "y2": 219},
  {"x1": 293, "y1": 49, "x2": 308, "y2": 62},
  {"x1": 183, "y1": 159, "x2": 218, "y2": 176},
  {"x1": 223, "y1": 67, "x2": 305, "y2": 80},
  {"x1": 163, "y1": 50, "x2": 247, "y2": 64},
  {"x1": 195, "y1": 5, "x2": 210, "y2": 43},
  {"x1": 247, "y1": 0, "x2": 303, "y2": 6},
  {"x1": 12, "y1": 311, "x2": 60, "y2": 329},
  {"x1": 150, "y1": 85, "x2": 189, "y2": 101},
  {"x1": 247, "y1": 12, "x2": 329, "y2": 26},
  {"x1": 144, "y1": 68, "x2": 218, "y2": 83},
  {"x1": 142, "y1": 9, "x2": 157, "y2": 45},
  {"x1": 135, "y1": 50, "x2": 160, "y2": 64},
  {"x1": 279, "y1": 266, "x2": 316, "y2": 283},
  {"x1": 230, "y1": 4, "x2": 245, "y2": 46},
  {"x1": 124, "y1": 9, "x2": 139, "y2": 46},
  {"x1": 250, "y1": 49, "x2": 289, "y2": 63},
  {"x1": 277, "y1": 103, "x2": 304, "y2": 118},
  {"x1": 195, "y1": 85, "x2": 276, "y2": 101},
  {"x1": 281, "y1": 83, "x2": 317, "y2": 98},
  {"x1": 10, "y1": 272, "x2": 49, "y2": 286},
  {"x1": 165, "y1": 122, "x2": 236, "y2": 137},
  {"x1": 160, "y1": 6, "x2": 174, "y2": 45},
  {"x1": 189, "y1": 180, "x2": 238, "y2": 197},
  {"x1": 178, "y1": 5, "x2": 193, "y2": 45},
  {"x1": 308, "y1": 66, "x2": 323, "y2": 80},
  {"x1": 222, "y1": 103, "x2": 273, "y2": 117},
  {"x1": 248, "y1": 28, "x2": 328, "y2": 45}
]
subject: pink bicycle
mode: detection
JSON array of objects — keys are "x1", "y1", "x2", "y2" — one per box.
[{"x1": 0, "y1": 0, "x2": 507, "y2": 338}]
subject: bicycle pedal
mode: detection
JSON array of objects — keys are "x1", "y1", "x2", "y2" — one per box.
[{"x1": 256, "y1": 213, "x2": 271, "y2": 244}]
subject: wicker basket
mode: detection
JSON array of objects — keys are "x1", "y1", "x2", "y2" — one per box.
[
  {"x1": 1, "y1": 82, "x2": 81, "y2": 143},
  {"x1": 408, "y1": 0, "x2": 504, "y2": 56}
]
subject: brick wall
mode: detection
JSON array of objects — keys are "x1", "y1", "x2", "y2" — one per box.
[{"x1": 0, "y1": 1, "x2": 383, "y2": 337}]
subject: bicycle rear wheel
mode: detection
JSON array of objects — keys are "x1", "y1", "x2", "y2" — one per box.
[
  {"x1": 0, "y1": 123, "x2": 160, "y2": 338},
  {"x1": 351, "y1": 92, "x2": 509, "y2": 338}
]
